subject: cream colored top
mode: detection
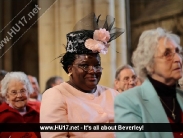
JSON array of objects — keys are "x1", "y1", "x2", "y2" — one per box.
[{"x1": 40, "y1": 82, "x2": 118, "y2": 138}]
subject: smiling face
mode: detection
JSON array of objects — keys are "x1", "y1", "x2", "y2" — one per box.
[
  {"x1": 151, "y1": 37, "x2": 182, "y2": 85},
  {"x1": 6, "y1": 80, "x2": 28, "y2": 110},
  {"x1": 68, "y1": 53, "x2": 102, "y2": 92}
]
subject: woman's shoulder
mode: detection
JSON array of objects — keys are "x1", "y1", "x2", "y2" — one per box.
[
  {"x1": 0, "y1": 102, "x2": 9, "y2": 113},
  {"x1": 0, "y1": 103, "x2": 20, "y2": 114},
  {"x1": 97, "y1": 85, "x2": 114, "y2": 90},
  {"x1": 116, "y1": 78, "x2": 154, "y2": 99},
  {"x1": 115, "y1": 85, "x2": 143, "y2": 103},
  {"x1": 43, "y1": 82, "x2": 68, "y2": 95},
  {"x1": 41, "y1": 83, "x2": 69, "y2": 105},
  {"x1": 97, "y1": 85, "x2": 118, "y2": 95},
  {"x1": 27, "y1": 106, "x2": 39, "y2": 113},
  {"x1": 27, "y1": 102, "x2": 40, "y2": 113}
]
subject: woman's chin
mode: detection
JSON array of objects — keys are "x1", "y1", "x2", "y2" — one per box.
[
  {"x1": 174, "y1": 73, "x2": 182, "y2": 80},
  {"x1": 14, "y1": 102, "x2": 27, "y2": 109},
  {"x1": 87, "y1": 83, "x2": 98, "y2": 89}
]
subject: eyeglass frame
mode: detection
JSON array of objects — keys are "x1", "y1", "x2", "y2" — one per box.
[
  {"x1": 8, "y1": 89, "x2": 27, "y2": 97},
  {"x1": 73, "y1": 64, "x2": 103, "y2": 72},
  {"x1": 154, "y1": 48, "x2": 183, "y2": 61},
  {"x1": 120, "y1": 75, "x2": 137, "y2": 83}
]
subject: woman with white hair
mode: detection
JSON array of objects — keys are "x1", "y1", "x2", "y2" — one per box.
[
  {"x1": 0, "y1": 72, "x2": 40, "y2": 138},
  {"x1": 115, "y1": 27, "x2": 183, "y2": 138}
]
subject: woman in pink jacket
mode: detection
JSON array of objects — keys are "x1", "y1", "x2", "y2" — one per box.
[{"x1": 40, "y1": 13, "x2": 124, "y2": 138}]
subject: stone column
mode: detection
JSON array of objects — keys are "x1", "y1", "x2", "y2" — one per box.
[
  {"x1": 116, "y1": 0, "x2": 127, "y2": 67},
  {"x1": 57, "y1": 0, "x2": 75, "y2": 80},
  {"x1": 38, "y1": 0, "x2": 57, "y2": 92}
]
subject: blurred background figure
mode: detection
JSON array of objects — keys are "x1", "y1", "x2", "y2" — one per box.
[
  {"x1": 45, "y1": 76, "x2": 64, "y2": 91},
  {"x1": 0, "y1": 72, "x2": 40, "y2": 138},
  {"x1": 114, "y1": 65, "x2": 137, "y2": 92},
  {"x1": 28, "y1": 75, "x2": 41, "y2": 101},
  {"x1": 178, "y1": 76, "x2": 183, "y2": 90},
  {"x1": 27, "y1": 75, "x2": 41, "y2": 112},
  {"x1": 0, "y1": 70, "x2": 8, "y2": 105}
]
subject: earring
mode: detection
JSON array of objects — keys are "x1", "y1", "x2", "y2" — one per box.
[{"x1": 68, "y1": 72, "x2": 72, "y2": 77}]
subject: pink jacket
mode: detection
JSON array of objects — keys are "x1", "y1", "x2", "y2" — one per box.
[{"x1": 40, "y1": 82, "x2": 118, "y2": 138}]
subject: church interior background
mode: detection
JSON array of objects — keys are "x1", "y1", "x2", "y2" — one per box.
[{"x1": 0, "y1": 0, "x2": 183, "y2": 92}]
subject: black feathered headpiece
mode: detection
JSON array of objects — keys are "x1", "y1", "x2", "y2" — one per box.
[{"x1": 65, "y1": 13, "x2": 124, "y2": 54}]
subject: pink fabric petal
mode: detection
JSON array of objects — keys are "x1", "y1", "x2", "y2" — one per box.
[
  {"x1": 85, "y1": 39, "x2": 109, "y2": 54},
  {"x1": 94, "y1": 28, "x2": 110, "y2": 43}
]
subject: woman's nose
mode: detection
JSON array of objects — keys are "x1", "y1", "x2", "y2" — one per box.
[
  {"x1": 88, "y1": 66, "x2": 96, "y2": 73},
  {"x1": 16, "y1": 92, "x2": 23, "y2": 97}
]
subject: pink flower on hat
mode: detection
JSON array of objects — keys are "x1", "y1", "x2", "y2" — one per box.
[
  {"x1": 85, "y1": 28, "x2": 110, "y2": 54},
  {"x1": 94, "y1": 28, "x2": 110, "y2": 44}
]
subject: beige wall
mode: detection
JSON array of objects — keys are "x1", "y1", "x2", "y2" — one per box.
[{"x1": 38, "y1": 0, "x2": 127, "y2": 92}]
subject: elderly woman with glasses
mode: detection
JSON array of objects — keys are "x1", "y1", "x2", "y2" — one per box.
[
  {"x1": 40, "y1": 13, "x2": 123, "y2": 138},
  {"x1": 0, "y1": 72, "x2": 40, "y2": 138},
  {"x1": 115, "y1": 27, "x2": 183, "y2": 138}
]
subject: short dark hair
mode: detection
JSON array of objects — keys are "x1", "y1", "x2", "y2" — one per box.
[
  {"x1": 60, "y1": 53, "x2": 77, "y2": 74},
  {"x1": 45, "y1": 76, "x2": 63, "y2": 90},
  {"x1": 0, "y1": 70, "x2": 8, "y2": 81},
  {"x1": 115, "y1": 65, "x2": 134, "y2": 80}
]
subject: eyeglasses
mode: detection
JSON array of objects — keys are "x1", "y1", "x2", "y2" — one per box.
[
  {"x1": 122, "y1": 76, "x2": 137, "y2": 83},
  {"x1": 73, "y1": 64, "x2": 103, "y2": 72},
  {"x1": 8, "y1": 89, "x2": 27, "y2": 97},
  {"x1": 155, "y1": 50, "x2": 183, "y2": 61}
]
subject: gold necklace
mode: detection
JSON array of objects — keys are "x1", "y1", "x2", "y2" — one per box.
[{"x1": 159, "y1": 98, "x2": 176, "y2": 120}]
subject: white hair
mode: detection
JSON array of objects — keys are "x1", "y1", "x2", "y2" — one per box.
[
  {"x1": 0, "y1": 72, "x2": 34, "y2": 97},
  {"x1": 132, "y1": 27, "x2": 181, "y2": 79}
]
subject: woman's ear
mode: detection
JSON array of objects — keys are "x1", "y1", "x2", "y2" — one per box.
[
  {"x1": 68, "y1": 65, "x2": 72, "y2": 73},
  {"x1": 68, "y1": 65, "x2": 73, "y2": 77}
]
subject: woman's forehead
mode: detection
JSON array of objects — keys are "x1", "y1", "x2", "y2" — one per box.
[
  {"x1": 157, "y1": 37, "x2": 179, "y2": 51},
  {"x1": 8, "y1": 80, "x2": 26, "y2": 90}
]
